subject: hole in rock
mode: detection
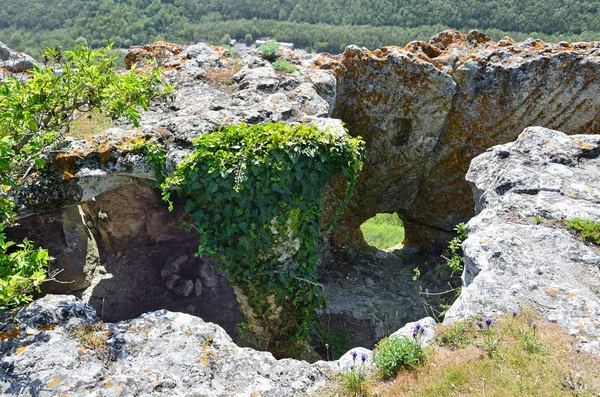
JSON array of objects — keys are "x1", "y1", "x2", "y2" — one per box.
[
  {"x1": 10, "y1": 182, "x2": 453, "y2": 360},
  {"x1": 7, "y1": 183, "x2": 244, "y2": 338},
  {"x1": 359, "y1": 212, "x2": 405, "y2": 250}
]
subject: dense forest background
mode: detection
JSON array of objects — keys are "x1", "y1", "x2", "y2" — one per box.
[{"x1": 1, "y1": 0, "x2": 599, "y2": 58}]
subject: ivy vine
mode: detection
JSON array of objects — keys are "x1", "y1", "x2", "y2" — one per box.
[{"x1": 158, "y1": 122, "x2": 364, "y2": 356}]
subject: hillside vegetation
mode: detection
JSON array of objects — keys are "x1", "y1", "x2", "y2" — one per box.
[{"x1": 2, "y1": 0, "x2": 600, "y2": 58}]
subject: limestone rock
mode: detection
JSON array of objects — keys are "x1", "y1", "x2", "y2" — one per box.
[
  {"x1": 0, "y1": 41, "x2": 36, "y2": 74},
  {"x1": 337, "y1": 347, "x2": 375, "y2": 374},
  {"x1": 194, "y1": 279, "x2": 203, "y2": 297},
  {"x1": 444, "y1": 127, "x2": 600, "y2": 354},
  {"x1": 329, "y1": 31, "x2": 600, "y2": 247},
  {"x1": 165, "y1": 274, "x2": 181, "y2": 290},
  {"x1": 389, "y1": 316, "x2": 438, "y2": 347},
  {"x1": 0, "y1": 296, "x2": 332, "y2": 397},
  {"x1": 13, "y1": 33, "x2": 600, "y2": 250},
  {"x1": 173, "y1": 279, "x2": 194, "y2": 297},
  {"x1": 198, "y1": 261, "x2": 218, "y2": 288}
]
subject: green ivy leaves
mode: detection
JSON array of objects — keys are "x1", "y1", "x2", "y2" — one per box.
[{"x1": 160, "y1": 122, "x2": 364, "y2": 355}]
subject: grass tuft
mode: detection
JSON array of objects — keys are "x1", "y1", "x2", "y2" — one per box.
[{"x1": 68, "y1": 110, "x2": 114, "y2": 139}]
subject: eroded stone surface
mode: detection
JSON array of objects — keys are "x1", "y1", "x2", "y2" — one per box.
[
  {"x1": 0, "y1": 40, "x2": 36, "y2": 75},
  {"x1": 12, "y1": 32, "x2": 600, "y2": 250},
  {"x1": 0, "y1": 295, "x2": 334, "y2": 397},
  {"x1": 444, "y1": 127, "x2": 600, "y2": 354}
]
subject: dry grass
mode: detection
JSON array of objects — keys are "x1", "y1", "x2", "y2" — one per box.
[
  {"x1": 204, "y1": 62, "x2": 242, "y2": 86},
  {"x1": 322, "y1": 307, "x2": 600, "y2": 397},
  {"x1": 68, "y1": 110, "x2": 115, "y2": 139},
  {"x1": 68, "y1": 323, "x2": 110, "y2": 359}
]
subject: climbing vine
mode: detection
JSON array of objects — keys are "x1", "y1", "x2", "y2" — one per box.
[{"x1": 161, "y1": 122, "x2": 364, "y2": 356}]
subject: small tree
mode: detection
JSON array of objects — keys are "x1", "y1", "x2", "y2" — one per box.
[
  {"x1": 245, "y1": 33, "x2": 253, "y2": 46},
  {"x1": 0, "y1": 44, "x2": 172, "y2": 310}
]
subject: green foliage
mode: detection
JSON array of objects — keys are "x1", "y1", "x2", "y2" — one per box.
[
  {"x1": 566, "y1": 217, "x2": 600, "y2": 245},
  {"x1": 359, "y1": 213, "x2": 405, "y2": 250},
  {"x1": 435, "y1": 322, "x2": 470, "y2": 350},
  {"x1": 373, "y1": 336, "x2": 427, "y2": 379},
  {"x1": 0, "y1": 44, "x2": 171, "y2": 311},
  {"x1": 272, "y1": 59, "x2": 297, "y2": 73},
  {"x1": 258, "y1": 40, "x2": 281, "y2": 61},
  {"x1": 131, "y1": 141, "x2": 168, "y2": 185},
  {"x1": 0, "y1": 236, "x2": 49, "y2": 310},
  {"x1": 4, "y1": 0, "x2": 600, "y2": 59},
  {"x1": 161, "y1": 122, "x2": 364, "y2": 356},
  {"x1": 244, "y1": 33, "x2": 253, "y2": 45},
  {"x1": 441, "y1": 222, "x2": 467, "y2": 276},
  {"x1": 339, "y1": 363, "x2": 369, "y2": 396},
  {"x1": 311, "y1": 320, "x2": 350, "y2": 360}
]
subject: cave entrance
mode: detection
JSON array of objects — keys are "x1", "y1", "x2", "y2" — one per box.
[{"x1": 359, "y1": 212, "x2": 405, "y2": 250}]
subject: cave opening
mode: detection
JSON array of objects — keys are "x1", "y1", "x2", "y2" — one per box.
[{"x1": 359, "y1": 212, "x2": 405, "y2": 250}]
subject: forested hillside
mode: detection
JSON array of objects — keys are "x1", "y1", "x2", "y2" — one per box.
[{"x1": 2, "y1": 0, "x2": 599, "y2": 58}]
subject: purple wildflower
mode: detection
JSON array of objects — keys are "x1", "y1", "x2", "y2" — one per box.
[
  {"x1": 477, "y1": 320, "x2": 483, "y2": 329},
  {"x1": 361, "y1": 353, "x2": 367, "y2": 362},
  {"x1": 486, "y1": 317, "x2": 492, "y2": 327},
  {"x1": 512, "y1": 310, "x2": 518, "y2": 318},
  {"x1": 532, "y1": 322, "x2": 537, "y2": 330},
  {"x1": 351, "y1": 351, "x2": 357, "y2": 360}
]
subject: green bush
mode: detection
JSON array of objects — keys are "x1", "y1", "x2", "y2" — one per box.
[
  {"x1": 272, "y1": 59, "x2": 297, "y2": 73},
  {"x1": 373, "y1": 336, "x2": 427, "y2": 379},
  {"x1": 566, "y1": 217, "x2": 600, "y2": 245},
  {"x1": 258, "y1": 40, "x2": 280, "y2": 61},
  {"x1": 359, "y1": 213, "x2": 405, "y2": 250},
  {"x1": 0, "y1": 45, "x2": 171, "y2": 311}
]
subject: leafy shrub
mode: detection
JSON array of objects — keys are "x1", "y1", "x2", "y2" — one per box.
[
  {"x1": 373, "y1": 336, "x2": 427, "y2": 379},
  {"x1": 0, "y1": 45, "x2": 171, "y2": 311},
  {"x1": 258, "y1": 40, "x2": 281, "y2": 61},
  {"x1": 0, "y1": 236, "x2": 49, "y2": 310},
  {"x1": 566, "y1": 217, "x2": 600, "y2": 245},
  {"x1": 359, "y1": 213, "x2": 405, "y2": 250},
  {"x1": 272, "y1": 59, "x2": 297, "y2": 73}
]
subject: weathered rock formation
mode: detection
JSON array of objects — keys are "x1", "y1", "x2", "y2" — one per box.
[
  {"x1": 0, "y1": 295, "x2": 334, "y2": 396},
  {"x1": 12, "y1": 31, "x2": 600, "y2": 250},
  {"x1": 444, "y1": 127, "x2": 600, "y2": 354},
  {"x1": 0, "y1": 41, "x2": 36, "y2": 75},
  {"x1": 4, "y1": 32, "x2": 600, "y2": 354},
  {"x1": 329, "y1": 31, "x2": 600, "y2": 247}
]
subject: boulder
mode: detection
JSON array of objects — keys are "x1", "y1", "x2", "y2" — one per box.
[
  {"x1": 0, "y1": 295, "x2": 331, "y2": 397},
  {"x1": 444, "y1": 127, "x2": 600, "y2": 354},
  {"x1": 389, "y1": 316, "x2": 438, "y2": 346},
  {"x1": 0, "y1": 41, "x2": 36, "y2": 74}
]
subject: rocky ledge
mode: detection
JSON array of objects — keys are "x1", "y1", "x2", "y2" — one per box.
[
  {"x1": 445, "y1": 127, "x2": 600, "y2": 354},
  {"x1": 2, "y1": 127, "x2": 599, "y2": 394},
  {"x1": 12, "y1": 31, "x2": 600, "y2": 249},
  {"x1": 0, "y1": 295, "x2": 335, "y2": 396}
]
